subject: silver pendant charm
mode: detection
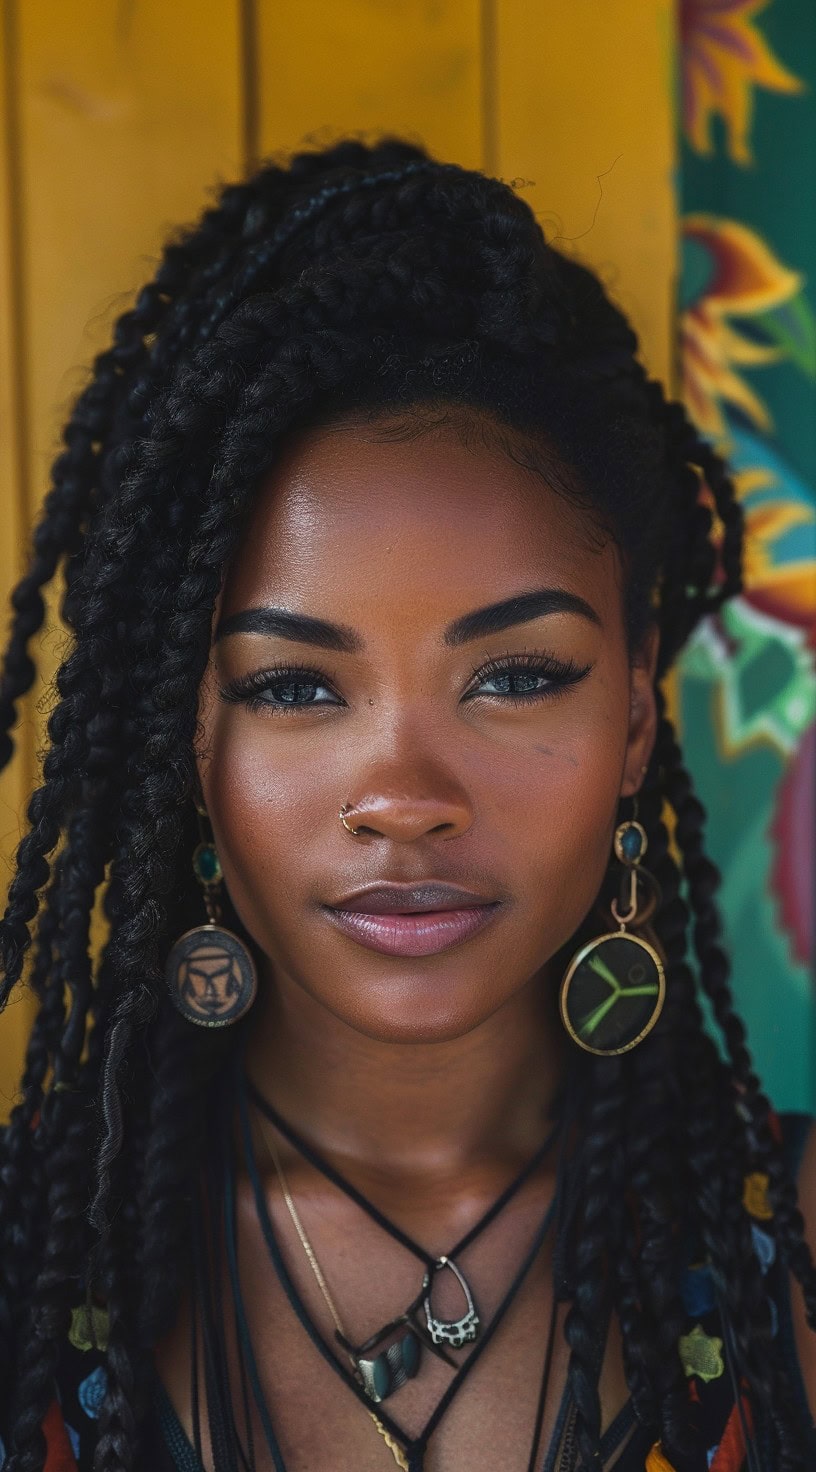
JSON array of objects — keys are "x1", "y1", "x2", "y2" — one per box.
[{"x1": 421, "y1": 1256, "x2": 480, "y2": 1349}]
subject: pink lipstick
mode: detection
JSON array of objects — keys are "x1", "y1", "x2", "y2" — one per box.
[{"x1": 322, "y1": 881, "x2": 503, "y2": 957}]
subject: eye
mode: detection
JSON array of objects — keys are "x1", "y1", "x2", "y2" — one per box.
[
  {"x1": 218, "y1": 664, "x2": 343, "y2": 715},
  {"x1": 465, "y1": 650, "x2": 592, "y2": 705},
  {"x1": 219, "y1": 649, "x2": 593, "y2": 717}
]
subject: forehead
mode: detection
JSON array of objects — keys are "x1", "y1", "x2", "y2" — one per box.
[{"x1": 219, "y1": 418, "x2": 623, "y2": 626}]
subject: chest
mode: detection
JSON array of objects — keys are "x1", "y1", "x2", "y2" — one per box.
[{"x1": 154, "y1": 1186, "x2": 632, "y2": 1472}]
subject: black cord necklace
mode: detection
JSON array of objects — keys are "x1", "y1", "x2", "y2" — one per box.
[
  {"x1": 241, "y1": 1067, "x2": 565, "y2": 1469},
  {"x1": 192, "y1": 1053, "x2": 583, "y2": 1472},
  {"x1": 246, "y1": 1070, "x2": 564, "y2": 1394}
]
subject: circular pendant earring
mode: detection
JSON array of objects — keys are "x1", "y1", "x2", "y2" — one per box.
[
  {"x1": 164, "y1": 808, "x2": 257, "y2": 1027},
  {"x1": 559, "y1": 818, "x2": 666, "y2": 1057}
]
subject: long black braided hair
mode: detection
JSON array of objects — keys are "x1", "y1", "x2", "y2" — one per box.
[{"x1": 1, "y1": 137, "x2": 815, "y2": 1472}]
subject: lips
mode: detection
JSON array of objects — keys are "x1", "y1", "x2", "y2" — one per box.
[
  {"x1": 330, "y1": 881, "x2": 496, "y2": 914},
  {"x1": 323, "y1": 881, "x2": 504, "y2": 957}
]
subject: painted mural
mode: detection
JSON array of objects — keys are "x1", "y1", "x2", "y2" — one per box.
[{"x1": 677, "y1": 0, "x2": 816, "y2": 1108}]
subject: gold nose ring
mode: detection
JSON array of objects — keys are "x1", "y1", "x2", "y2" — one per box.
[{"x1": 339, "y1": 804, "x2": 362, "y2": 837}]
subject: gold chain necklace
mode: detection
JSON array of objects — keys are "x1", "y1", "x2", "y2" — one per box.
[{"x1": 257, "y1": 1113, "x2": 410, "y2": 1471}]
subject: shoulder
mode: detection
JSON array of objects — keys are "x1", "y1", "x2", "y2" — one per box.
[{"x1": 782, "y1": 1113, "x2": 816, "y2": 1422}]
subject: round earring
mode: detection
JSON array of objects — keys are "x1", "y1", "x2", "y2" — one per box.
[
  {"x1": 559, "y1": 818, "x2": 666, "y2": 1057},
  {"x1": 164, "y1": 809, "x2": 257, "y2": 1028}
]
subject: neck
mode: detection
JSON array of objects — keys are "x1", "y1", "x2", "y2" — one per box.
[{"x1": 243, "y1": 963, "x2": 567, "y2": 1185}]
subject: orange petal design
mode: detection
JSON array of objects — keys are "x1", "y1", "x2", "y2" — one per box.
[
  {"x1": 684, "y1": 216, "x2": 802, "y2": 315},
  {"x1": 738, "y1": 481, "x2": 816, "y2": 628},
  {"x1": 718, "y1": 321, "x2": 780, "y2": 367},
  {"x1": 681, "y1": 217, "x2": 803, "y2": 443},
  {"x1": 745, "y1": 566, "x2": 816, "y2": 629},
  {"x1": 681, "y1": 0, "x2": 802, "y2": 164}
]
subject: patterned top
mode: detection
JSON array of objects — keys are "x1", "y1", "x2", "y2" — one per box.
[{"x1": 1, "y1": 1115, "x2": 814, "y2": 1471}]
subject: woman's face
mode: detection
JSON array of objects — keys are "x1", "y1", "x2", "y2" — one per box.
[{"x1": 196, "y1": 413, "x2": 657, "y2": 1044}]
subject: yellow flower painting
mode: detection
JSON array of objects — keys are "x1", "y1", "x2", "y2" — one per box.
[
  {"x1": 680, "y1": 0, "x2": 802, "y2": 164},
  {"x1": 681, "y1": 215, "x2": 803, "y2": 444},
  {"x1": 678, "y1": 0, "x2": 815, "y2": 1109},
  {"x1": 738, "y1": 469, "x2": 816, "y2": 640}
]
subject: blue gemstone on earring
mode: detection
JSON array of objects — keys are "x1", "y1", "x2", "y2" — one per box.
[
  {"x1": 193, "y1": 843, "x2": 221, "y2": 886},
  {"x1": 619, "y1": 824, "x2": 644, "y2": 863}
]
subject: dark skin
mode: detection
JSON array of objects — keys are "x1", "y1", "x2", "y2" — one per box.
[{"x1": 154, "y1": 409, "x2": 666, "y2": 1470}]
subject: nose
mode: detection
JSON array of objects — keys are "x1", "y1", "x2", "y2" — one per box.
[{"x1": 341, "y1": 778, "x2": 473, "y2": 843}]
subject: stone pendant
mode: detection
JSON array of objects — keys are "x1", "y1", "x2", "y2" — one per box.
[
  {"x1": 421, "y1": 1256, "x2": 480, "y2": 1349},
  {"x1": 352, "y1": 1327, "x2": 421, "y2": 1404}
]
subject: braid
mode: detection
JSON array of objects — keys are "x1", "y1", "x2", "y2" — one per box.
[
  {"x1": 562, "y1": 1055, "x2": 625, "y2": 1465},
  {"x1": 0, "y1": 182, "x2": 249, "y2": 764},
  {"x1": 668, "y1": 716, "x2": 816, "y2": 1317},
  {"x1": 4, "y1": 1100, "x2": 95, "y2": 1471},
  {"x1": 661, "y1": 706, "x2": 814, "y2": 1466},
  {"x1": 0, "y1": 145, "x2": 432, "y2": 987},
  {"x1": 1, "y1": 138, "x2": 813, "y2": 1471},
  {"x1": 621, "y1": 779, "x2": 697, "y2": 1466},
  {"x1": 136, "y1": 1004, "x2": 215, "y2": 1346}
]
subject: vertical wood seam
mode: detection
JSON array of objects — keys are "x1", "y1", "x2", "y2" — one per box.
[
  {"x1": 480, "y1": 0, "x2": 498, "y2": 175},
  {"x1": 239, "y1": 0, "x2": 260, "y2": 174},
  {"x1": 667, "y1": 0, "x2": 681, "y2": 402}
]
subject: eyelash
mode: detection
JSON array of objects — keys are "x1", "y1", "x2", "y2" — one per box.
[{"x1": 218, "y1": 650, "x2": 592, "y2": 716}]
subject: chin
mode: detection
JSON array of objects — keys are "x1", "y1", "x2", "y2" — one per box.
[{"x1": 328, "y1": 976, "x2": 509, "y2": 1046}]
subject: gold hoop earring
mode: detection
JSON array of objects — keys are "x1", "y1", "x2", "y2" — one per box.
[
  {"x1": 164, "y1": 809, "x2": 257, "y2": 1027},
  {"x1": 559, "y1": 818, "x2": 666, "y2": 1056}
]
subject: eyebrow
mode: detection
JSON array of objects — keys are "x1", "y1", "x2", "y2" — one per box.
[{"x1": 213, "y1": 587, "x2": 602, "y2": 652}]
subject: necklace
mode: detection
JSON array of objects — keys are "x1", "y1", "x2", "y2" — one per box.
[
  {"x1": 235, "y1": 1068, "x2": 566, "y2": 1471},
  {"x1": 246, "y1": 1074, "x2": 562, "y2": 1389},
  {"x1": 189, "y1": 1050, "x2": 586, "y2": 1472},
  {"x1": 259, "y1": 1112, "x2": 411, "y2": 1469}
]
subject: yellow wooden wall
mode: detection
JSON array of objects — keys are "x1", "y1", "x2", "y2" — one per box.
[{"x1": 0, "y1": 1, "x2": 677, "y2": 1117}]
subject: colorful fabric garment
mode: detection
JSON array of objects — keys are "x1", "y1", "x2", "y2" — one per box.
[{"x1": 1, "y1": 1114, "x2": 812, "y2": 1472}]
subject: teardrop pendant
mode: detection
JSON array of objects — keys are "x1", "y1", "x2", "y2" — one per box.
[{"x1": 421, "y1": 1256, "x2": 480, "y2": 1348}]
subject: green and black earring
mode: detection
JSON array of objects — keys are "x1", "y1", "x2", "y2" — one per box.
[
  {"x1": 164, "y1": 805, "x2": 257, "y2": 1027},
  {"x1": 559, "y1": 813, "x2": 666, "y2": 1056}
]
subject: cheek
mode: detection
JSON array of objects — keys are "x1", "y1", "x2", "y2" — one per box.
[
  {"x1": 198, "y1": 711, "x2": 338, "y2": 936},
  {"x1": 491, "y1": 688, "x2": 630, "y2": 941},
  {"x1": 197, "y1": 660, "x2": 631, "y2": 978}
]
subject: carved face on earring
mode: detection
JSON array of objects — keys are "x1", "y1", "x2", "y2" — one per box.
[
  {"x1": 164, "y1": 804, "x2": 257, "y2": 1027},
  {"x1": 173, "y1": 932, "x2": 254, "y2": 1021}
]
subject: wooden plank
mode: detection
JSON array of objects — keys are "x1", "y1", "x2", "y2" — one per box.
[
  {"x1": 0, "y1": 0, "x2": 37, "y2": 1114},
  {"x1": 256, "y1": 0, "x2": 483, "y2": 171},
  {"x1": 494, "y1": 0, "x2": 677, "y2": 385},
  {"x1": 17, "y1": 0, "x2": 244, "y2": 531},
  {"x1": 0, "y1": 0, "x2": 243, "y2": 1117}
]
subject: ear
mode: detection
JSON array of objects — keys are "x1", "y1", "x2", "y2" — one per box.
[{"x1": 619, "y1": 622, "x2": 660, "y2": 799}]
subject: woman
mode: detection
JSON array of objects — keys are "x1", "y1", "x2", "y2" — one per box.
[{"x1": 0, "y1": 138, "x2": 814, "y2": 1472}]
